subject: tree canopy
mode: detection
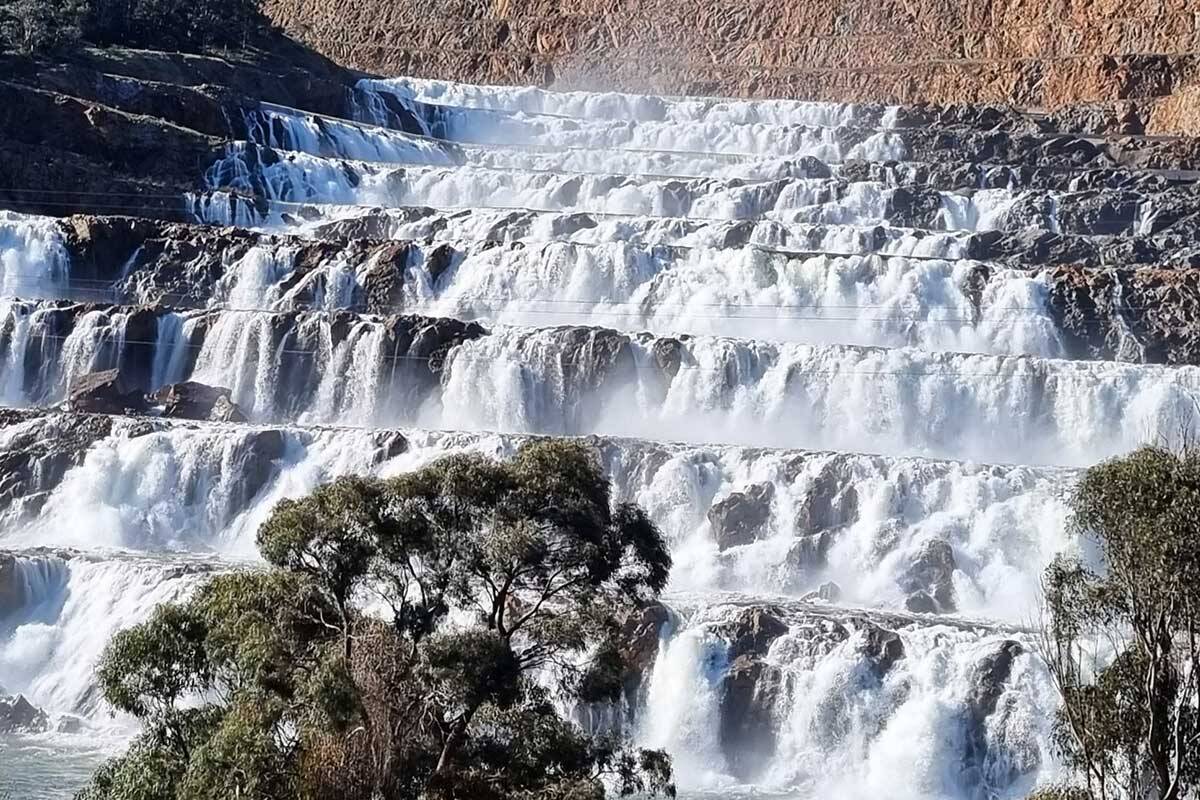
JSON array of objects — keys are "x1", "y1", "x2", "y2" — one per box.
[
  {"x1": 80, "y1": 439, "x2": 676, "y2": 800},
  {"x1": 0, "y1": 0, "x2": 263, "y2": 55},
  {"x1": 1039, "y1": 445, "x2": 1200, "y2": 800}
]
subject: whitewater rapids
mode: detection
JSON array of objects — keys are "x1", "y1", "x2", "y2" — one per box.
[{"x1": 0, "y1": 73, "x2": 1178, "y2": 799}]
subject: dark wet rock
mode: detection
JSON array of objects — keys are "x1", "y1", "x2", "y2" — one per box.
[
  {"x1": 857, "y1": 620, "x2": 906, "y2": 680},
  {"x1": 708, "y1": 482, "x2": 775, "y2": 550},
  {"x1": 714, "y1": 609, "x2": 792, "y2": 781},
  {"x1": 374, "y1": 431, "x2": 409, "y2": 462},
  {"x1": 423, "y1": 242, "x2": 458, "y2": 288},
  {"x1": 56, "y1": 715, "x2": 84, "y2": 734},
  {"x1": 720, "y1": 654, "x2": 784, "y2": 781},
  {"x1": 550, "y1": 213, "x2": 598, "y2": 237},
  {"x1": 718, "y1": 607, "x2": 789, "y2": 662},
  {"x1": 236, "y1": 430, "x2": 289, "y2": 506},
  {"x1": 899, "y1": 539, "x2": 957, "y2": 613},
  {"x1": 0, "y1": 554, "x2": 24, "y2": 619},
  {"x1": 0, "y1": 694, "x2": 49, "y2": 734},
  {"x1": 795, "y1": 460, "x2": 859, "y2": 536},
  {"x1": 968, "y1": 641, "x2": 1024, "y2": 722},
  {"x1": 156, "y1": 382, "x2": 246, "y2": 422},
  {"x1": 0, "y1": 412, "x2": 113, "y2": 514},
  {"x1": 619, "y1": 602, "x2": 672, "y2": 699},
  {"x1": 650, "y1": 337, "x2": 686, "y2": 380},
  {"x1": 784, "y1": 530, "x2": 835, "y2": 582},
  {"x1": 886, "y1": 186, "x2": 943, "y2": 229},
  {"x1": 905, "y1": 590, "x2": 938, "y2": 614},
  {"x1": 963, "y1": 641, "x2": 1026, "y2": 776},
  {"x1": 67, "y1": 369, "x2": 147, "y2": 415},
  {"x1": 818, "y1": 581, "x2": 841, "y2": 602}
]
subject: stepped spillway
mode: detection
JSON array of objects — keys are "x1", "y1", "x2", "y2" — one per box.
[{"x1": 4, "y1": 69, "x2": 1200, "y2": 799}]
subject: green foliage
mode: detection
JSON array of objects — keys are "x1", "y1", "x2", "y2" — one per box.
[
  {"x1": 0, "y1": 0, "x2": 263, "y2": 55},
  {"x1": 1025, "y1": 787, "x2": 1093, "y2": 800},
  {"x1": 0, "y1": 0, "x2": 87, "y2": 54},
  {"x1": 85, "y1": 0, "x2": 263, "y2": 49},
  {"x1": 1041, "y1": 446, "x2": 1200, "y2": 800},
  {"x1": 80, "y1": 440, "x2": 675, "y2": 800}
]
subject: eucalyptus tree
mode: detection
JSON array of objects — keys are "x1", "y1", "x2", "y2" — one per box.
[{"x1": 80, "y1": 440, "x2": 675, "y2": 800}]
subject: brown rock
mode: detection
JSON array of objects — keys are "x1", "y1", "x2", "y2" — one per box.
[{"x1": 67, "y1": 370, "x2": 147, "y2": 415}]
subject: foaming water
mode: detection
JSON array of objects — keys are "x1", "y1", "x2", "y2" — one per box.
[
  {"x1": 0, "y1": 213, "x2": 70, "y2": 300},
  {"x1": 0, "y1": 74, "x2": 1146, "y2": 800},
  {"x1": 400, "y1": 241, "x2": 1059, "y2": 354},
  {"x1": 0, "y1": 553, "x2": 213, "y2": 715},
  {"x1": 636, "y1": 601, "x2": 1061, "y2": 798}
]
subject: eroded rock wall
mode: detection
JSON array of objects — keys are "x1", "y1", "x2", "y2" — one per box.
[{"x1": 263, "y1": 0, "x2": 1200, "y2": 130}]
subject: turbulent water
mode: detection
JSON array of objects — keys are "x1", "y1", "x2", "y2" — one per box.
[{"x1": 1, "y1": 75, "x2": 1186, "y2": 798}]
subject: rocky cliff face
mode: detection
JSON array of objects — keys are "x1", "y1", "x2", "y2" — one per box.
[{"x1": 264, "y1": 0, "x2": 1200, "y2": 133}]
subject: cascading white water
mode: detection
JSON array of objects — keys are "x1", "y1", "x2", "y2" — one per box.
[
  {"x1": 0, "y1": 212, "x2": 70, "y2": 300},
  {"x1": 0, "y1": 419, "x2": 1073, "y2": 614},
  {"x1": 357, "y1": 77, "x2": 889, "y2": 128},
  {"x1": 3, "y1": 74, "x2": 1184, "y2": 800}
]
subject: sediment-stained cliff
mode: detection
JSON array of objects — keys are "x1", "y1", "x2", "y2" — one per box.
[{"x1": 263, "y1": 0, "x2": 1200, "y2": 132}]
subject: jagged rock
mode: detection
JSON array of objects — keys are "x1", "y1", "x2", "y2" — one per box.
[
  {"x1": 785, "y1": 529, "x2": 835, "y2": 575},
  {"x1": 963, "y1": 641, "x2": 1026, "y2": 775},
  {"x1": 904, "y1": 590, "x2": 938, "y2": 614},
  {"x1": 857, "y1": 620, "x2": 906, "y2": 679},
  {"x1": 236, "y1": 430, "x2": 289, "y2": 506},
  {"x1": 0, "y1": 554, "x2": 24, "y2": 619},
  {"x1": 968, "y1": 641, "x2": 1024, "y2": 722},
  {"x1": 899, "y1": 539, "x2": 957, "y2": 613},
  {"x1": 719, "y1": 654, "x2": 784, "y2": 781},
  {"x1": 210, "y1": 395, "x2": 248, "y2": 423},
  {"x1": 56, "y1": 715, "x2": 84, "y2": 734},
  {"x1": 794, "y1": 460, "x2": 859, "y2": 536},
  {"x1": 713, "y1": 608, "x2": 794, "y2": 780},
  {"x1": 374, "y1": 432, "x2": 409, "y2": 462},
  {"x1": 423, "y1": 242, "x2": 457, "y2": 287},
  {"x1": 719, "y1": 607, "x2": 789, "y2": 661},
  {"x1": 0, "y1": 412, "x2": 113, "y2": 514},
  {"x1": 619, "y1": 602, "x2": 671, "y2": 698},
  {"x1": 67, "y1": 369, "x2": 147, "y2": 415},
  {"x1": 708, "y1": 482, "x2": 775, "y2": 550},
  {"x1": 156, "y1": 381, "x2": 245, "y2": 422},
  {"x1": 0, "y1": 694, "x2": 49, "y2": 734},
  {"x1": 360, "y1": 243, "x2": 411, "y2": 313},
  {"x1": 650, "y1": 337, "x2": 685, "y2": 379}
]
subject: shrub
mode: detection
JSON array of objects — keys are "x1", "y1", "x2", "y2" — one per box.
[{"x1": 0, "y1": 0, "x2": 87, "y2": 54}]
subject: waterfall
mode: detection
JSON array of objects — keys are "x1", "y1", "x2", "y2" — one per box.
[
  {"x1": 3, "y1": 73, "x2": 1189, "y2": 799},
  {"x1": 0, "y1": 213, "x2": 70, "y2": 300}
]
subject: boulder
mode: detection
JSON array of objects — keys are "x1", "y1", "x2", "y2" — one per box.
[
  {"x1": 796, "y1": 461, "x2": 859, "y2": 535},
  {"x1": 857, "y1": 620, "x2": 906, "y2": 680},
  {"x1": 899, "y1": 539, "x2": 957, "y2": 613},
  {"x1": 155, "y1": 382, "x2": 247, "y2": 422},
  {"x1": 968, "y1": 641, "x2": 1024, "y2": 722},
  {"x1": 67, "y1": 369, "x2": 147, "y2": 415},
  {"x1": 719, "y1": 654, "x2": 784, "y2": 781},
  {"x1": 0, "y1": 694, "x2": 49, "y2": 734},
  {"x1": 619, "y1": 602, "x2": 672, "y2": 700},
  {"x1": 818, "y1": 580, "x2": 841, "y2": 602},
  {"x1": 800, "y1": 580, "x2": 842, "y2": 603},
  {"x1": 904, "y1": 590, "x2": 938, "y2": 614},
  {"x1": 963, "y1": 641, "x2": 1025, "y2": 774},
  {"x1": 0, "y1": 553, "x2": 24, "y2": 619},
  {"x1": 210, "y1": 394, "x2": 248, "y2": 423},
  {"x1": 719, "y1": 607, "x2": 789, "y2": 662},
  {"x1": 56, "y1": 715, "x2": 84, "y2": 734},
  {"x1": 708, "y1": 482, "x2": 775, "y2": 550}
]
